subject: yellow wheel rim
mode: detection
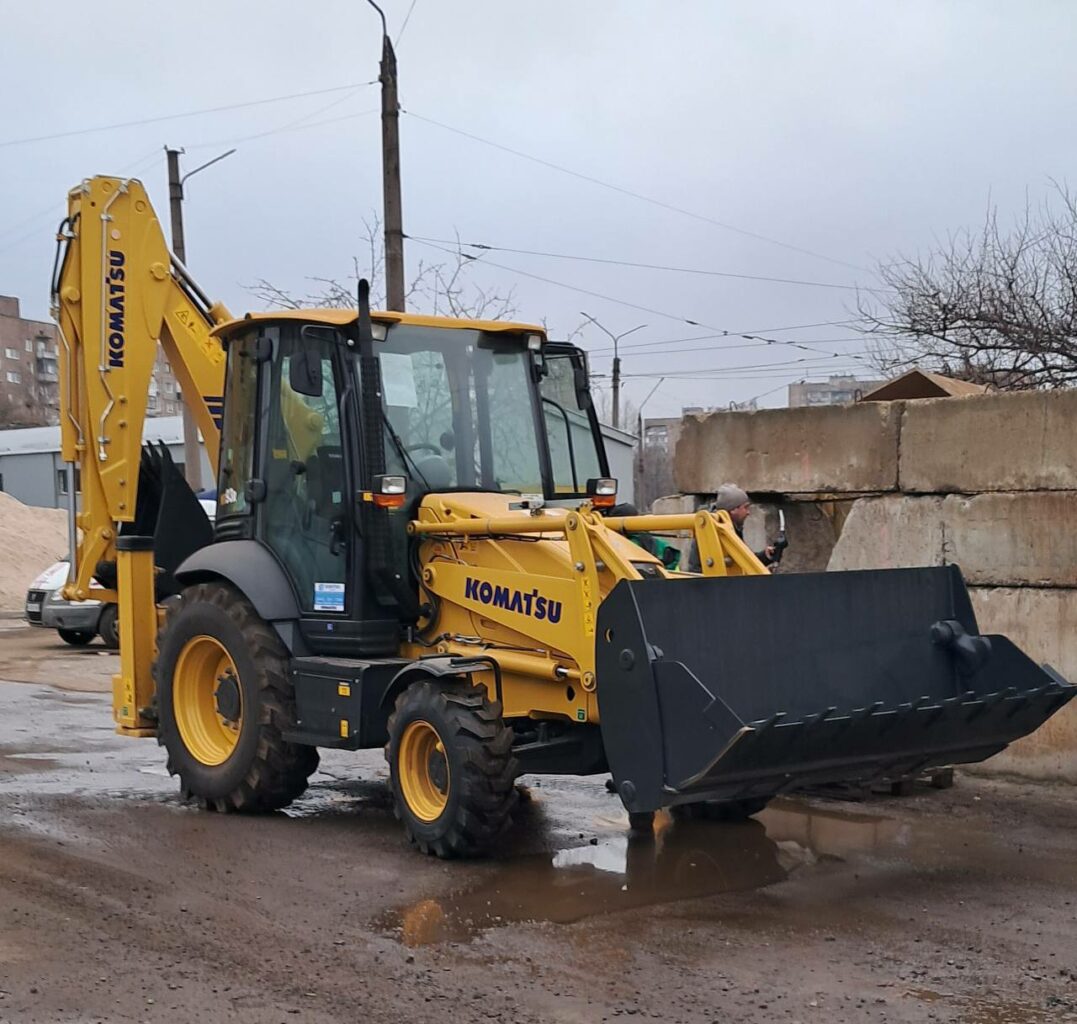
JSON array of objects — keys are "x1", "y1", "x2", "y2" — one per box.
[
  {"x1": 172, "y1": 635, "x2": 243, "y2": 766},
  {"x1": 398, "y1": 720, "x2": 450, "y2": 822}
]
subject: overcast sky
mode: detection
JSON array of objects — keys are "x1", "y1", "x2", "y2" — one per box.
[{"x1": 2, "y1": 1, "x2": 1075, "y2": 417}]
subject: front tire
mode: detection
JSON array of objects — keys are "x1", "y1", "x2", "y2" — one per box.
[
  {"x1": 97, "y1": 604, "x2": 120, "y2": 650},
  {"x1": 386, "y1": 678, "x2": 517, "y2": 858},
  {"x1": 57, "y1": 627, "x2": 94, "y2": 646},
  {"x1": 153, "y1": 581, "x2": 318, "y2": 812}
]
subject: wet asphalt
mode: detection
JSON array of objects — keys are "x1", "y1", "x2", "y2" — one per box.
[{"x1": 1, "y1": 620, "x2": 1076, "y2": 1023}]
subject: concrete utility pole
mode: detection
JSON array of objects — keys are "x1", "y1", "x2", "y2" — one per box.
[
  {"x1": 164, "y1": 145, "x2": 236, "y2": 491},
  {"x1": 580, "y1": 312, "x2": 647, "y2": 431},
  {"x1": 368, "y1": 0, "x2": 406, "y2": 311}
]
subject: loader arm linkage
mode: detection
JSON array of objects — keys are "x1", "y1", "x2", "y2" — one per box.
[{"x1": 409, "y1": 504, "x2": 764, "y2": 693}]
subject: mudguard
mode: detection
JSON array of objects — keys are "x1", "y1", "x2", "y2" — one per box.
[
  {"x1": 175, "y1": 540, "x2": 300, "y2": 622},
  {"x1": 596, "y1": 566, "x2": 1075, "y2": 813}
]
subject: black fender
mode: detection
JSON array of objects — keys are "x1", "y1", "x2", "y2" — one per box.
[
  {"x1": 380, "y1": 654, "x2": 503, "y2": 711},
  {"x1": 174, "y1": 540, "x2": 300, "y2": 630}
]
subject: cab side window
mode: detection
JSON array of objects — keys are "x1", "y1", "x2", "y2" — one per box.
[
  {"x1": 217, "y1": 331, "x2": 262, "y2": 518},
  {"x1": 540, "y1": 352, "x2": 603, "y2": 495},
  {"x1": 261, "y1": 328, "x2": 348, "y2": 614}
]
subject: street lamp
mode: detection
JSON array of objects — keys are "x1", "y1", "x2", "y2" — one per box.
[
  {"x1": 164, "y1": 145, "x2": 236, "y2": 491},
  {"x1": 633, "y1": 376, "x2": 666, "y2": 512},
  {"x1": 637, "y1": 376, "x2": 667, "y2": 434},
  {"x1": 579, "y1": 312, "x2": 646, "y2": 431}
]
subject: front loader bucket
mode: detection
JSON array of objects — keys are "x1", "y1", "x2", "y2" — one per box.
[{"x1": 595, "y1": 566, "x2": 1075, "y2": 814}]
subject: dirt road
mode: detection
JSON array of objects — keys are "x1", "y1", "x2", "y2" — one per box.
[{"x1": 1, "y1": 620, "x2": 1075, "y2": 1023}]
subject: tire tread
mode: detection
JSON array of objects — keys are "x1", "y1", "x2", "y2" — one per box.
[
  {"x1": 152, "y1": 581, "x2": 318, "y2": 813},
  {"x1": 386, "y1": 678, "x2": 518, "y2": 858}
]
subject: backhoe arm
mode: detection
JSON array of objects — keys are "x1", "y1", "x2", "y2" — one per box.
[
  {"x1": 51, "y1": 175, "x2": 231, "y2": 733},
  {"x1": 51, "y1": 175, "x2": 231, "y2": 603}
]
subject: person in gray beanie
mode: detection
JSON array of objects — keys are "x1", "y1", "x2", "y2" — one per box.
[{"x1": 683, "y1": 482, "x2": 776, "y2": 572}]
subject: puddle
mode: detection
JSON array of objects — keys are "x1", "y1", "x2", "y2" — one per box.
[
  {"x1": 377, "y1": 791, "x2": 1077, "y2": 948},
  {"x1": 0, "y1": 753, "x2": 60, "y2": 775},
  {"x1": 761, "y1": 800, "x2": 913, "y2": 857},
  {"x1": 378, "y1": 815, "x2": 799, "y2": 946}
]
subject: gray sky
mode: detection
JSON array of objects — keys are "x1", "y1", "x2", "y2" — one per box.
[{"x1": 2, "y1": 1, "x2": 1075, "y2": 417}]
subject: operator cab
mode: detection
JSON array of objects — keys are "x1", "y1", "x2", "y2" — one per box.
[{"x1": 210, "y1": 308, "x2": 609, "y2": 657}]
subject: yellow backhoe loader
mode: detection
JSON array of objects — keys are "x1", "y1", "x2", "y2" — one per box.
[{"x1": 50, "y1": 176, "x2": 1075, "y2": 856}]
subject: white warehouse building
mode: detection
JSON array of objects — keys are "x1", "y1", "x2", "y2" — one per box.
[{"x1": 0, "y1": 417, "x2": 213, "y2": 508}]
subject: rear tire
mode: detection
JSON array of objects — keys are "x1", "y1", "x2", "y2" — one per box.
[
  {"x1": 671, "y1": 797, "x2": 770, "y2": 822},
  {"x1": 97, "y1": 604, "x2": 120, "y2": 650},
  {"x1": 153, "y1": 581, "x2": 318, "y2": 812},
  {"x1": 57, "y1": 628, "x2": 94, "y2": 646},
  {"x1": 386, "y1": 678, "x2": 517, "y2": 858}
]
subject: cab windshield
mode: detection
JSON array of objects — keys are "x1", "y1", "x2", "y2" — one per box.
[{"x1": 376, "y1": 324, "x2": 543, "y2": 493}]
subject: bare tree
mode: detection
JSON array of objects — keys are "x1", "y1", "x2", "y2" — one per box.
[
  {"x1": 592, "y1": 386, "x2": 639, "y2": 432},
  {"x1": 247, "y1": 220, "x2": 518, "y2": 322},
  {"x1": 0, "y1": 376, "x2": 57, "y2": 428},
  {"x1": 857, "y1": 184, "x2": 1077, "y2": 389}
]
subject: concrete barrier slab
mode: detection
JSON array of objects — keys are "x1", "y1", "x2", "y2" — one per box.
[
  {"x1": 943, "y1": 492, "x2": 1077, "y2": 587},
  {"x1": 674, "y1": 403, "x2": 902, "y2": 496},
  {"x1": 901, "y1": 390, "x2": 1077, "y2": 493},
  {"x1": 826, "y1": 495, "x2": 945, "y2": 571},
  {"x1": 650, "y1": 494, "x2": 699, "y2": 517},
  {"x1": 966, "y1": 586, "x2": 1077, "y2": 783}
]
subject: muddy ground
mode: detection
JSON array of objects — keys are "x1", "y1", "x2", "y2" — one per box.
[{"x1": 0, "y1": 620, "x2": 1075, "y2": 1024}]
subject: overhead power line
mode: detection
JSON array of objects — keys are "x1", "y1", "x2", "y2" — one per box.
[
  {"x1": 0, "y1": 145, "x2": 173, "y2": 257},
  {"x1": 0, "y1": 81, "x2": 377, "y2": 149},
  {"x1": 186, "y1": 107, "x2": 378, "y2": 150},
  {"x1": 747, "y1": 379, "x2": 806, "y2": 404},
  {"x1": 408, "y1": 234, "x2": 891, "y2": 294},
  {"x1": 404, "y1": 110, "x2": 872, "y2": 273},
  {"x1": 731, "y1": 318, "x2": 861, "y2": 334},
  {"x1": 396, "y1": 0, "x2": 419, "y2": 44},
  {"x1": 588, "y1": 337, "x2": 872, "y2": 359},
  {"x1": 621, "y1": 354, "x2": 868, "y2": 377},
  {"x1": 583, "y1": 323, "x2": 866, "y2": 351},
  {"x1": 620, "y1": 366, "x2": 868, "y2": 382},
  {"x1": 409, "y1": 236, "x2": 870, "y2": 366}
]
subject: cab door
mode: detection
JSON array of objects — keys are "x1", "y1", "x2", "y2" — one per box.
[
  {"x1": 539, "y1": 344, "x2": 609, "y2": 499},
  {"x1": 259, "y1": 325, "x2": 350, "y2": 621}
]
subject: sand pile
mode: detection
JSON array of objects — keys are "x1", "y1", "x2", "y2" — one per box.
[{"x1": 0, "y1": 492, "x2": 69, "y2": 610}]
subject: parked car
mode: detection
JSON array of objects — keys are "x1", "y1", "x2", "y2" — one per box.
[
  {"x1": 24, "y1": 559, "x2": 70, "y2": 628},
  {"x1": 24, "y1": 498, "x2": 216, "y2": 648},
  {"x1": 25, "y1": 558, "x2": 117, "y2": 647}
]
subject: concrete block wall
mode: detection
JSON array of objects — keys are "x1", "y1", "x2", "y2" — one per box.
[{"x1": 668, "y1": 389, "x2": 1077, "y2": 783}]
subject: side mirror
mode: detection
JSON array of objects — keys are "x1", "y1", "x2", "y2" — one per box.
[{"x1": 289, "y1": 348, "x2": 323, "y2": 397}]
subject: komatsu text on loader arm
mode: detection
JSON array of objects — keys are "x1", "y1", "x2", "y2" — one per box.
[{"x1": 50, "y1": 176, "x2": 1076, "y2": 857}]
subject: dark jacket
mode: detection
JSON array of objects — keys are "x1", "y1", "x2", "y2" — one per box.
[{"x1": 684, "y1": 519, "x2": 773, "y2": 573}]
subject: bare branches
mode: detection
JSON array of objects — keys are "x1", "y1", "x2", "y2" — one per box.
[
  {"x1": 246, "y1": 278, "x2": 305, "y2": 310},
  {"x1": 858, "y1": 184, "x2": 1077, "y2": 389},
  {"x1": 244, "y1": 220, "x2": 517, "y2": 322},
  {"x1": 592, "y1": 386, "x2": 638, "y2": 430},
  {"x1": 0, "y1": 376, "x2": 55, "y2": 427}
]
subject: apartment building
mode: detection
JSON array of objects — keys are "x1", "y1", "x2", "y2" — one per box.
[{"x1": 0, "y1": 294, "x2": 181, "y2": 426}]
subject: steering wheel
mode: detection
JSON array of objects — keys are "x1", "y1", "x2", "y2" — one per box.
[{"x1": 406, "y1": 443, "x2": 441, "y2": 455}]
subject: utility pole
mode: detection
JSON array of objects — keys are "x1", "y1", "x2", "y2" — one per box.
[
  {"x1": 166, "y1": 149, "x2": 187, "y2": 267},
  {"x1": 580, "y1": 312, "x2": 647, "y2": 431},
  {"x1": 164, "y1": 145, "x2": 236, "y2": 491},
  {"x1": 368, "y1": 0, "x2": 405, "y2": 310}
]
